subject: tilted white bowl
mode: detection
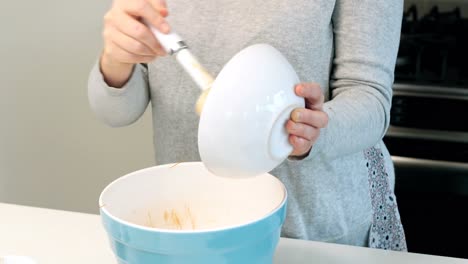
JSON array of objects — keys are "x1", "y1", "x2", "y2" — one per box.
[{"x1": 198, "y1": 44, "x2": 304, "y2": 178}]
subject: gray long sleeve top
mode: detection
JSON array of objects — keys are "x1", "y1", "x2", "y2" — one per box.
[{"x1": 88, "y1": 0, "x2": 403, "y2": 246}]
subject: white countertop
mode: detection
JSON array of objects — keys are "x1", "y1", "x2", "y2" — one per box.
[{"x1": 1, "y1": 202, "x2": 467, "y2": 264}]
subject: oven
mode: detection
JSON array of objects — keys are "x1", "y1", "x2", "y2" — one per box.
[{"x1": 384, "y1": 1, "x2": 468, "y2": 258}]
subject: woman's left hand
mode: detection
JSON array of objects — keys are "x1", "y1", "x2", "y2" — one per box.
[{"x1": 286, "y1": 82, "x2": 329, "y2": 157}]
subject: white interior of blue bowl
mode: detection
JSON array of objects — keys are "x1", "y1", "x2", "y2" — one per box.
[{"x1": 99, "y1": 162, "x2": 286, "y2": 232}]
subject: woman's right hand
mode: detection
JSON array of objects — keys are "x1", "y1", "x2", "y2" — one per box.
[{"x1": 100, "y1": 0, "x2": 170, "y2": 87}]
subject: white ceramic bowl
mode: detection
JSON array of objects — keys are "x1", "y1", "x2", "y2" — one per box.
[{"x1": 198, "y1": 44, "x2": 304, "y2": 178}]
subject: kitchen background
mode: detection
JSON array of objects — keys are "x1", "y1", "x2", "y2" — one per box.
[
  {"x1": 386, "y1": 0, "x2": 468, "y2": 259},
  {"x1": 0, "y1": 0, "x2": 467, "y2": 259},
  {"x1": 0, "y1": 0, "x2": 155, "y2": 214}
]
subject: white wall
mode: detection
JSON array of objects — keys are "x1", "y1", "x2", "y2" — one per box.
[{"x1": 0, "y1": 0, "x2": 155, "y2": 213}]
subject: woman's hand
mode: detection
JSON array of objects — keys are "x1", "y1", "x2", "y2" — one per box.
[
  {"x1": 286, "y1": 83, "x2": 329, "y2": 157},
  {"x1": 100, "y1": 0, "x2": 170, "y2": 87}
]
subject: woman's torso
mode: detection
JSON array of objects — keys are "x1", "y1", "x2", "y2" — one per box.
[{"x1": 146, "y1": 0, "x2": 393, "y2": 245}]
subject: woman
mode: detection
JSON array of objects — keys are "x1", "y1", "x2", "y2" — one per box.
[{"x1": 88, "y1": 0, "x2": 407, "y2": 250}]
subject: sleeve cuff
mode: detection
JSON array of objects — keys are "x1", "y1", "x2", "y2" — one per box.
[{"x1": 93, "y1": 62, "x2": 148, "y2": 97}]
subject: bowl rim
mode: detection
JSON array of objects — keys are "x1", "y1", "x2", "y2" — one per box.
[{"x1": 98, "y1": 162, "x2": 288, "y2": 234}]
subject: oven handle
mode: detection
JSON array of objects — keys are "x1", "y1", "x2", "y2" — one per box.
[
  {"x1": 392, "y1": 156, "x2": 468, "y2": 172},
  {"x1": 392, "y1": 156, "x2": 468, "y2": 195}
]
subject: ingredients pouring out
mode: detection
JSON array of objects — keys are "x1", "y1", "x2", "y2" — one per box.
[
  {"x1": 144, "y1": 19, "x2": 214, "y2": 115},
  {"x1": 146, "y1": 205, "x2": 199, "y2": 230}
]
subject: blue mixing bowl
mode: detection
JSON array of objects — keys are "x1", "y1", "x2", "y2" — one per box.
[{"x1": 99, "y1": 162, "x2": 287, "y2": 264}]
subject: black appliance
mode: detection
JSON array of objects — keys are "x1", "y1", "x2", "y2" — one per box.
[{"x1": 384, "y1": 4, "x2": 468, "y2": 259}]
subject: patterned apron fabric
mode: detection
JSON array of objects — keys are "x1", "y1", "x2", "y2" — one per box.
[{"x1": 364, "y1": 147, "x2": 408, "y2": 251}]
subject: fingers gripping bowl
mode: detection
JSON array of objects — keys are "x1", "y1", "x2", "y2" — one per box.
[{"x1": 99, "y1": 162, "x2": 287, "y2": 264}]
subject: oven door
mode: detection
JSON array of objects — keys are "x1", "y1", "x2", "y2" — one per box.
[
  {"x1": 391, "y1": 155, "x2": 468, "y2": 258},
  {"x1": 384, "y1": 84, "x2": 468, "y2": 258}
]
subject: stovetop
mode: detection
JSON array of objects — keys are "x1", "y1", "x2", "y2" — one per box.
[{"x1": 395, "y1": 5, "x2": 468, "y2": 88}]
